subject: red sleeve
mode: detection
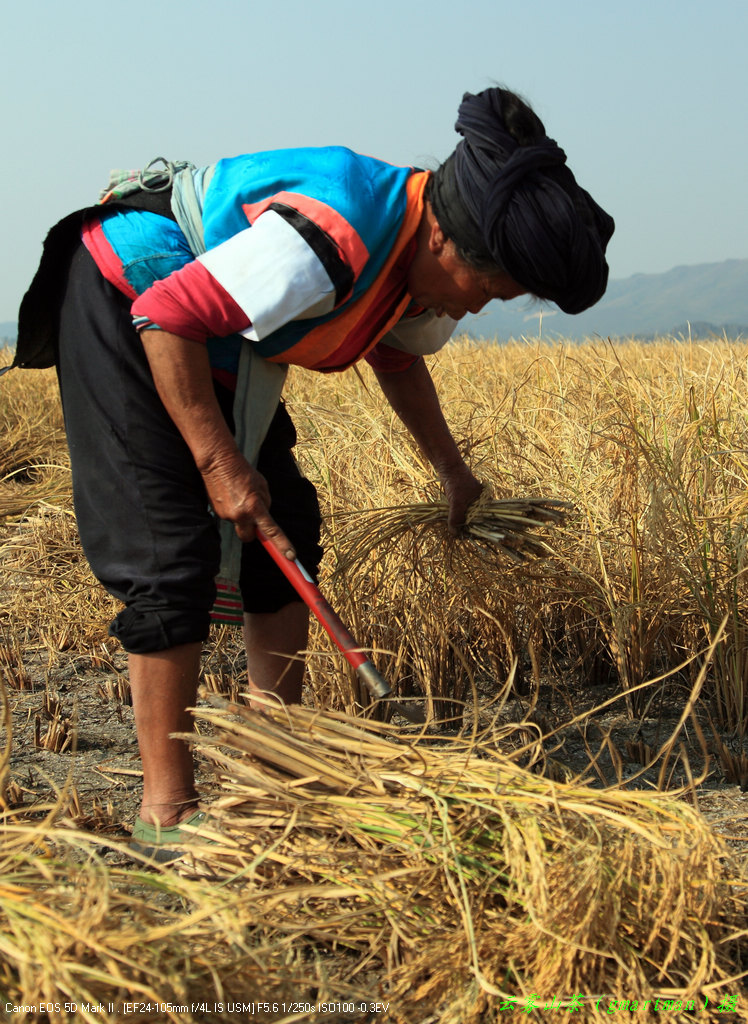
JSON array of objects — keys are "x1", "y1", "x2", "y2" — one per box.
[
  {"x1": 130, "y1": 260, "x2": 251, "y2": 342},
  {"x1": 365, "y1": 342, "x2": 420, "y2": 374}
]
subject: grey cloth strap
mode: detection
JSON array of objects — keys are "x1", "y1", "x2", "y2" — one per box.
[
  {"x1": 218, "y1": 351, "x2": 287, "y2": 582},
  {"x1": 170, "y1": 164, "x2": 215, "y2": 254}
]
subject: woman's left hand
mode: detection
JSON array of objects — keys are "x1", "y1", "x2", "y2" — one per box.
[{"x1": 438, "y1": 461, "x2": 483, "y2": 534}]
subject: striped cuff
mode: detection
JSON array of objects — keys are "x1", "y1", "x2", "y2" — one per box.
[{"x1": 211, "y1": 576, "x2": 244, "y2": 626}]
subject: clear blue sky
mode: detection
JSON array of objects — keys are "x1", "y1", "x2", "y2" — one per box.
[{"x1": 2, "y1": 0, "x2": 746, "y2": 321}]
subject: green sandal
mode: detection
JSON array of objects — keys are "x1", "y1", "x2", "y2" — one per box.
[{"x1": 130, "y1": 809, "x2": 210, "y2": 863}]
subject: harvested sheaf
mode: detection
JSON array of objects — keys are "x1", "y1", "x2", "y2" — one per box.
[
  {"x1": 0, "y1": 359, "x2": 69, "y2": 521},
  {"x1": 332, "y1": 492, "x2": 571, "y2": 570},
  {"x1": 0, "y1": 827, "x2": 344, "y2": 1023},
  {"x1": 184, "y1": 699, "x2": 747, "y2": 1022},
  {"x1": 0, "y1": 702, "x2": 745, "y2": 1024},
  {"x1": 0, "y1": 701, "x2": 374, "y2": 1023},
  {"x1": 0, "y1": 504, "x2": 117, "y2": 656}
]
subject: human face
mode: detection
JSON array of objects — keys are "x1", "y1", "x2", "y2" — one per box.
[{"x1": 407, "y1": 217, "x2": 526, "y2": 321}]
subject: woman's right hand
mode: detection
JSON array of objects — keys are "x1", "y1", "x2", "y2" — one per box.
[{"x1": 200, "y1": 451, "x2": 296, "y2": 558}]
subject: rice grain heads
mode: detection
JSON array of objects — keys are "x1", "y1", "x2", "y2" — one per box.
[{"x1": 185, "y1": 699, "x2": 747, "y2": 1023}]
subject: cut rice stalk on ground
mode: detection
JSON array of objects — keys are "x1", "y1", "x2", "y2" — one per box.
[{"x1": 185, "y1": 698, "x2": 747, "y2": 1023}]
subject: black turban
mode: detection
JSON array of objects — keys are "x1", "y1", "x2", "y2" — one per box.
[{"x1": 431, "y1": 88, "x2": 615, "y2": 315}]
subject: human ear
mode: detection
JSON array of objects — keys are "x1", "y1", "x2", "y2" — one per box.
[{"x1": 429, "y1": 219, "x2": 449, "y2": 255}]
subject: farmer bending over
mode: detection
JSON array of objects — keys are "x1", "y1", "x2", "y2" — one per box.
[{"x1": 14, "y1": 85, "x2": 613, "y2": 858}]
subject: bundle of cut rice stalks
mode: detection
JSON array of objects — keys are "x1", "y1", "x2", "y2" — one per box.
[
  {"x1": 188, "y1": 698, "x2": 747, "y2": 1024},
  {"x1": 332, "y1": 492, "x2": 571, "y2": 572},
  {"x1": 0, "y1": 764, "x2": 360, "y2": 1020},
  {"x1": 0, "y1": 820, "x2": 353, "y2": 1023}
]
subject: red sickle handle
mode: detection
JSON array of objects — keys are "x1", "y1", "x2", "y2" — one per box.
[{"x1": 256, "y1": 527, "x2": 390, "y2": 700}]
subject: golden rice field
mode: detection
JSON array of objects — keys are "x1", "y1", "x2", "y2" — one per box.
[{"x1": 1, "y1": 337, "x2": 747, "y2": 1022}]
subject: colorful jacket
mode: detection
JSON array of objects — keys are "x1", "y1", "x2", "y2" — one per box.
[{"x1": 82, "y1": 147, "x2": 456, "y2": 382}]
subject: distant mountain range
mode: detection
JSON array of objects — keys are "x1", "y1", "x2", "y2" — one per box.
[
  {"x1": 2, "y1": 258, "x2": 747, "y2": 347},
  {"x1": 462, "y1": 258, "x2": 748, "y2": 341}
]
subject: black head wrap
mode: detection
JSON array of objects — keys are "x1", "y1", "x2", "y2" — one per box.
[{"x1": 431, "y1": 88, "x2": 615, "y2": 315}]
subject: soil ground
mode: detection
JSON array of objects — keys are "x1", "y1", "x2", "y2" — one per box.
[{"x1": 4, "y1": 642, "x2": 748, "y2": 873}]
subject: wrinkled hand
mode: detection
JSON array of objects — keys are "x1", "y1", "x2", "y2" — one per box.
[
  {"x1": 439, "y1": 462, "x2": 484, "y2": 534},
  {"x1": 201, "y1": 452, "x2": 296, "y2": 559}
]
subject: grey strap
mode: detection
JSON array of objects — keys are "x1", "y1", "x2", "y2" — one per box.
[
  {"x1": 170, "y1": 164, "x2": 215, "y2": 255},
  {"x1": 218, "y1": 351, "x2": 288, "y2": 582}
]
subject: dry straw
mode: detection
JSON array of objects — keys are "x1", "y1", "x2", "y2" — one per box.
[
  {"x1": 0, "y1": 687, "x2": 361, "y2": 1022},
  {"x1": 3, "y1": 340, "x2": 748, "y2": 1021},
  {"x1": 184, "y1": 698, "x2": 747, "y2": 1023},
  {"x1": 1, "y1": 684, "x2": 745, "y2": 1022},
  {"x1": 333, "y1": 490, "x2": 571, "y2": 570}
]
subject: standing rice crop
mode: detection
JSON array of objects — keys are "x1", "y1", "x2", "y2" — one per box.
[{"x1": 287, "y1": 337, "x2": 748, "y2": 733}]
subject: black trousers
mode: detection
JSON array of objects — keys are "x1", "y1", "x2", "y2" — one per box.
[{"x1": 57, "y1": 245, "x2": 322, "y2": 654}]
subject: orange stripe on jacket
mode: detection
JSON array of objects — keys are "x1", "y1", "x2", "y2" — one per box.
[
  {"x1": 263, "y1": 171, "x2": 429, "y2": 370},
  {"x1": 243, "y1": 191, "x2": 370, "y2": 281}
]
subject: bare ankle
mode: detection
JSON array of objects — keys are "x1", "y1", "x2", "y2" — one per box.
[{"x1": 139, "y1": 796, "x2": 200, "y2": 828}]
